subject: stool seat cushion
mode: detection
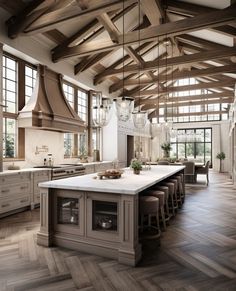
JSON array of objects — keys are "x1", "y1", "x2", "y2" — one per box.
[
  {"x1": 139, "y1": 196, "x2": 159, "y2": 215},
  {"x1": 144, "y1": 190, "x2": 165, "y2": 206},
  {"x1": 161, "y1": 182, "x2": 175, "y2": 195}
]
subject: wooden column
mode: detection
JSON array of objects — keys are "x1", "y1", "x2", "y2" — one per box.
[{"x1": 0, "y1": 43, "x2": 3, "y2": 172}]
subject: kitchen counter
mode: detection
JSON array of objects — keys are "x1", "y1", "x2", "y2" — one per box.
[
  {"x1": 0, "y1": 167, "x2": 51, "y2": 175},
  {"x1": 37, "y1": 165, "x2": 185, "y2": 266},
  {"x1": 39, "y1": 165, "x2": 185, "y2": 195}
]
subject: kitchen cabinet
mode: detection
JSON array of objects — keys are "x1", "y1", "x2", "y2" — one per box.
[
  {"x1": 32, "y1": 170, "x2": 51, "y2": 207},
  {"x1": 0, "y1": 172, "x2": 31, "y2": 217},
  {"x1": 94, "y1": 162, "x2": 113, "y2": 172}
]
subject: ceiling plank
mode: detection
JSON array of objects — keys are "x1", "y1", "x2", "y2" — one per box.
[
  {"x1": 130, "y1": 80, "x2": 235, "y2": 97},
  {"x1": 109, "y1": 63, "x2": 236, "y2": 93},
  {"x1": 23, "y1": 0, "x2": 137, "y2": 35},
  {"x1": 95, "y1": 46, "x2": 236, "y2": 82},
  {"x1": 51, "y1": 3, "x2": 236, "y2": 61}
]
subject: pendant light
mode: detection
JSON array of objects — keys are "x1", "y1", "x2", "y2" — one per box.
[
  {"x1": 114, "y1": 0, "x2": 134, "y2": 122},
  {"x1": 169, "y1": 42, "x2": 177, "y2": 139},
  {"x1": 132, "y1": 0, "x2": 147, "y2": 129},
  {"x1": 92, "y1": 92, "x2": 112, "y2": 127}
]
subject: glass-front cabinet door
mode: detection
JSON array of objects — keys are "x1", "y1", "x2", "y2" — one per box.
[
  {"x1": 87, "y1": 194, "x2": 120, "y2": 242},
  {"x1": 54, "y1": 190, "x2": 84, "y2": 235}
]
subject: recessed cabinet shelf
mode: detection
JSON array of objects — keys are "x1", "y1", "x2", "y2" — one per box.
[
  {"x1": 92, "y1": 201, "x2": 118, "y2": 231},
  {"x1": 57, "y1": 197, "x2": 79, "y2": 225}
]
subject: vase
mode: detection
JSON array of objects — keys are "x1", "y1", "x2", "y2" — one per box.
[{"x1": 133, "y1": 169, "x2": 140, "y2": 175}]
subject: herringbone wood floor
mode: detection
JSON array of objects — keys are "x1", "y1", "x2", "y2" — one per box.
[{"x1": 1, "y1": 171, "x2": 236, "y2": 290}]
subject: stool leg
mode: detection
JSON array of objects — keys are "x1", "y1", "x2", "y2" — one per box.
[{"x1": 160, "y1": 206, "x2": 166, "y2": 231}]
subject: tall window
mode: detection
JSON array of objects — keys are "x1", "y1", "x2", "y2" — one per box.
[
  {"x1": 170, "y1": 128, "x2": 212, "y2": 164},
  {"x1": 25, "y1": 65, "x2": 37, "y2": 104},
  {"x1": 62, "y1": 83, "x2": 88, "y2": 158},
  {"x1": 152, "y1": 78, "x2": 229, "y2": 123},
  {"x1": 2, "y1": 55, "x2": 17, "y2": 158}
]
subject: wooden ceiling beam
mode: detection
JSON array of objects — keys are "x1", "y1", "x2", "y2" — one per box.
[
  {"x1": 176, "y1": 34, "x2": 226, "y2": 50},
  {"x1": 130, "y1": 79, "x2": 235, "y2": 97},
  {"x1": 109, "y1": 63, "x2": 236, "y2": 93},
  {"x1": 96, "y1": 46, "x2": 236, "y2": 82},
  {"x1": 142, "y1": 98, "x2": 233, "y2": 111},
  {"x1": 51, "y1": 3, "x2": 236, "y2": 61},
  {"x1": 140, "y1": 92, "x2": 234, "y2": 104},
  {"x1": 149, "y1": 110, "x2": 228, "y2": 119},
  {"x1": 23, "y1": 0, "x2": 137, "y2": 35},
  {"x1": 166, "y1": 0, "x2": 236, "y2": 37},
  {"x1": 6, "y1": 0, "x2": 49, "y2": 38}
]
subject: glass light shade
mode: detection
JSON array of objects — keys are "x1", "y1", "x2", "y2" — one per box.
[
  {"x1": 114, "y1": 97, "x2": 134, "y2": 122},
  {"x1": 170, "y1": 128, "x2": 177, "y2": 139},
  {"x1": 132, "y1": 110, "x2": 147, "y2": 129},
  {"x1": 92, "y1": 104, "x2": 111, "y2": 127}
]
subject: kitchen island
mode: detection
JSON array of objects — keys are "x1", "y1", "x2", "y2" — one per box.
[{"x1": 37, "y1": 165, "x2": 185, "y2": 266}]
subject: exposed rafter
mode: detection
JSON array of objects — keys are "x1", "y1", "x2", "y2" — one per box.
[{"x1": 109, "y1": 64, "x2": 236, "y2": 93}]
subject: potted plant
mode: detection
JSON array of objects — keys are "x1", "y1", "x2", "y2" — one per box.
[
  {"x1": 130, "y1": 159, "x2": 142, "y2": 175},
  {"x1": 161, "y1": 142, "x2": 172, "y2": 158},
  {"x1": 79, "y1": 145, "x2": 88, "y2": 163},
  {"x1": 216, "y1": 152, "x2": 225, "y2": 173}
]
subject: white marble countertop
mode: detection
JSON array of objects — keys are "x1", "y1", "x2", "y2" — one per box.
[{"x1": 39, "y1": 165, "x2": 185, "y2": 195}]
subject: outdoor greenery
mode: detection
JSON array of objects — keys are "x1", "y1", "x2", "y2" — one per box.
[
  {"x1": 4, "y1": 134, "x2": 15, "y2": 158},
  {"x1": 161, "y1": 142, "x2": 172, "y2": 158}
]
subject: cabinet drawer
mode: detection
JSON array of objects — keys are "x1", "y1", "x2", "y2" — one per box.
[
  {"x1": 0, "y1": 182, "x2": 31, "y2": 199},
  {"x1": 34, "y1": 171, "x2": 50, "y2": 179},
  {"x1": 0, "y1": 172, "x2": 31, "y2": 185},
  {"x1": 0, "y1": 196, "x2": 30, "y2": 213}
]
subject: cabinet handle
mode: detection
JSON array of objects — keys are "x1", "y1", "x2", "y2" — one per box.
[
  {"x1": 1, "y1": 189, "x2": 9, "y2": 193},
  {"x1": 20, "y1": 198, "x2": 28, "y2": 203},
  {"x1": 2, "y1": 203, "x2": 10, "y2": 208}
]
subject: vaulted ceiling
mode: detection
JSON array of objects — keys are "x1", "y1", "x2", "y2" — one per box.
[{"x1": 1, "y1": 0, "x2": 236, "y2": 119}]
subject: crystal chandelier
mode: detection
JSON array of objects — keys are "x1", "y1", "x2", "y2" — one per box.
[{"x1": 92, "y1": 97, "x2": 112, "y2": 127}]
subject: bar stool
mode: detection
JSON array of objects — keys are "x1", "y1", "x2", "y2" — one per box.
[
  {"x1": 152, "y1": 185, "x2": 171, "y2": 222},
  {"x1": 173, "y1": 174, "x2": 185, "y2": 204},
  {"x1": 167, "y1": 178, "x2": 181, "y2": 208},
  {"x1": 139, "y1": 196, "x2": 161, "y2": 239},
  {"x1": 144, "y1": 190, "x2": 166, "y2": 231},
  {"x1": 161, "y1": 182, "x2": 178, "y2": 216},
  {"x1": 174, "y1": 173, "x2": 185, "y2": 203}
]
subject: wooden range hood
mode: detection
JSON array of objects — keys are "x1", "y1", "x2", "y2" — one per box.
[{"x1": 18, "y1": 65, "x2": 85, "y2": 133}]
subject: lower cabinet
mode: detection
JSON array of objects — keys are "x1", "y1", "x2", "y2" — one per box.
[{"x1": 0, "y1": 172, "x2": 31, "y2": 216}]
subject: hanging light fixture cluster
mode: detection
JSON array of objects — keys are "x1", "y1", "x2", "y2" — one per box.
[
  {"x1": 92, "y1": 0, "x2": 147, "y2": 129},
  {"x1": 93, "y1": 95, "x2": 112, "y2": 127}
]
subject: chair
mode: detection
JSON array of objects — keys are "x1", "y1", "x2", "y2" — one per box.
[
  {"x1": 195, "y1": 161, "x2": 210, "y2": 185},
  {"x1": 183, "y1": 161, "x2": 195, "y2": 183}
]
